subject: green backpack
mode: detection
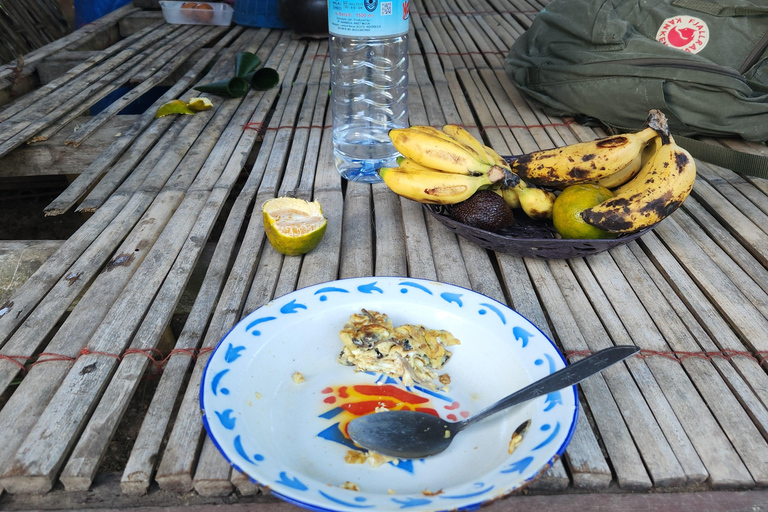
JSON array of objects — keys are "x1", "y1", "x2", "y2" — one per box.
[{"x1": 505, "y1": 0, "x2": 768, "y2": 176}]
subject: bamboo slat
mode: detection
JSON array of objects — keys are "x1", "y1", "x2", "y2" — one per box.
[
  {"x1": 153, "y1": 32, "x2": 298, "y2": 492},
  {"x1": 0, "y1": 30, "x2": 266, "y2": 493},
  {"x1": 0, "y1": 4, "x2": 138, "y2": 87},
  {"x1": 0, "y1": 24, "x2": 180, "y2": 152}
]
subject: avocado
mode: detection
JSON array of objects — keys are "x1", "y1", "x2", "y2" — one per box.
[{"x1": 448, "y1": 190, "x2": 516, "y2": 232}]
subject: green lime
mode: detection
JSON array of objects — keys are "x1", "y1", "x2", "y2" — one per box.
[
  {"x1": 553, "y1": 184, "x2": 617, "y2": 239},
  {"x1": 262, "y1": 197, "x2": 327, "y2": 255}
]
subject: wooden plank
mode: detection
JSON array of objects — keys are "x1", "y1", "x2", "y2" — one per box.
[
  {"x1": 0, "y1": 20, "x2": 164, "y2": 123},
  {"x1": 64, "y1": 25, "x2": 229, "y2": 147},
  {"x1": 0, "y1": 3, "x2": 138, "y2": 86},
  {"x1": 43, "y1": 26, "x2": 250, "y2": 215},
  {"x1": 585, "y1": 250, "x2": 754, "y2": 488},
  {"x1": 643, "y1": 216, "x2": 768, "y2": 364},
  {"x1": 610, "y1": 238, "x2": 768, "y2": 485},
  {"x1": 191, "y1": 35, "x2": 309, "y2": 496},
  {"x1": 0, "y1": 116, "x2": 137, "y2": 177},
  {"x1": 29, "y1": 25, "x2": 207, "y2": 144},
  {"x1": 690, "y1": 165, "x2": 768, "y2": 266},
  {"x1": 526, "y1": 258, "x2": 654, "y2": 490},
  {"x1": 549, "y1": 258, "x2": 703, "y2": 486},
  {"x1": 0, "y1": 112, "x2": 189, "y2": 362},
  {"x1": 0, "y1": 24, "x2": 180, "y2": 153},
  {"x1": 154, "y1": 32, "x2": 298, "y2": 492},
  {"x1": 0, "y1": 241, "x2": 62, "y2": 304},
  {"x1": 58, "y1": 82, "x2": 266, "y2": 491},
  {"x1": 494, "y1": 255, "x2": 573, "y2": 489},
  {"x1": 0, "y1": 39, "x2": 258, "y2": 492}
]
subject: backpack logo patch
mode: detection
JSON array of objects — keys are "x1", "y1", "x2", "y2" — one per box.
[{"x1": 655, "y1": 16, "x2": 709, "y2": 54}]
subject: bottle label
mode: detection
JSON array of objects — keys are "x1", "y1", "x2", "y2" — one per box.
[{"x1": 328, "y1": 0, "x2": 410, "y2": 37}]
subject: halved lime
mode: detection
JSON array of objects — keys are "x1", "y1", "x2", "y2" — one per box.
[{"x1": 262, "y1": 197, "x2": 327, "y2": 255}]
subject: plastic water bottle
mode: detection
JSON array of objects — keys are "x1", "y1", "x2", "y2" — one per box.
[{"x1": 328, "y1": 0, "x2": 410, "y2": 183}]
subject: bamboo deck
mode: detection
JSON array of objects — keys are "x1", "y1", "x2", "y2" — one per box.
[{"x1": 1, "y1": 0, "x2": 768, "y2": 509}]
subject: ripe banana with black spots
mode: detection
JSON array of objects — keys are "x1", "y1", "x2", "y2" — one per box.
[
  {"x1": 389, "y1": 128, "x2": 496, "y2": 176},
  {"x1": 581, "y1": 133, "x2": 696, "y2": 233},
  {"x1": 596, "y1": 135, "x2": 660, "y2": 189},
  {"x1": 379, "y1": 165, "x2": 509, "y2": 205},
  {"x1": 511, "y1": 109, "x2": 667, "y2": 188}
]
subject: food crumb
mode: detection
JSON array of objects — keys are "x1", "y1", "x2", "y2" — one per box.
[
  {"x1": 365, "y1": 451, "x2": 399, "y2": 467},
  {"x1": 422, "y1": 488, "x2": 443, "y2": 496},
  {"x1": 388, "y1": 489, "x2": 396, "y2": 495},
  {"x1": 292, "y1": 372, "x2": 305, "y2": 384},
  {"x1": 345, "y1": 450, "x2": 366, "y2": 464},
  {"x1": 340, "y1": 481, "x2": 360, "y2": 491},
  {"x1": 344, "y1": 450, "x2": 399, "y2": 467},
  {"x1": 255, "y1": 392, "x2": 261, "y2": 399},
  {"x1": 509, "y1": 420, "x2": 531, "y2": 454},
  {"x1": 508, "y1": 433, "x2": 523, "y2": 454}
]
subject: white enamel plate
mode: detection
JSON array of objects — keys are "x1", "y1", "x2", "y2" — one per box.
[{"x1": 201, "y1": 277, "x2": 578, "y2": 511}]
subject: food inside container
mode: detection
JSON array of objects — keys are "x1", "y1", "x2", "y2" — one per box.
[{"x1": 159, "y1": 1, "x2": 234, "y2": 25}]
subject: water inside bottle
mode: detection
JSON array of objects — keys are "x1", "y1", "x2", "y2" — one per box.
[{"x1": 333, "y1": 125, "x2": 400, "y2": 183}]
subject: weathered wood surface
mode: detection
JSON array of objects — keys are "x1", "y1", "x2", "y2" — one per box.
[{"x1": 1, "y1": 0, "x2": 768, "y2": 508}]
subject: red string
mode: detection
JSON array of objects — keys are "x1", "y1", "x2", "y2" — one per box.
[
  {"x1": 124, "y1": 348, "x2": 165, "y2": 373},
  {"x1": 243, "y1": 121, "x2": 264, "y2": 132},
  {"x1": 0, "y1": 355, "x2": 31, "y2": 372},
  {"x1": 32, "y1": 352, "x2": 76, "y2": 366},
  {"x1": 79, "y1": 347, "x2": 122, "y2": 361},
  {"x1": 425, "y1": 9, "x2": 538, "y2": 16},
  {"x1": 3, "y1": 346, "x2": 227, "y2": 378}
]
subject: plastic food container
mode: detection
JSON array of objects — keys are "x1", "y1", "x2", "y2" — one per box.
[{"x1": 160, "y1": 1, "x2": 234, "y2": 26}]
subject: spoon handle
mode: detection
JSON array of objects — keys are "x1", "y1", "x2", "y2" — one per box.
[{"x1": 459, "y1": 345, "x2": 640, "y2": 430}]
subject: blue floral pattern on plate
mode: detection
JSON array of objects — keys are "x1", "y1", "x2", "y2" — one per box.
[{"x1": 201, "y1": 277, "x2": 578, "y2": 511}]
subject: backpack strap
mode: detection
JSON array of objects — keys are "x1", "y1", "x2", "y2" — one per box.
[
  {"x1": 673, "y1": 0, "x2": 768, "y2": 17},
  {"x1": 675, "y1": 135, "x2": 768, "y2": 179}
]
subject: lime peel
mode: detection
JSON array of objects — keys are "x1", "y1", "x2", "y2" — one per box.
[
  {"x1": 187, "y1": 97, "x2": 213, "y2": 111},
  {"x1": 155, "y1": 100, "x2": 195, "y2": 118},
  {"x1": 262, "y1": 197, "x2": 327, "y2": 255}
]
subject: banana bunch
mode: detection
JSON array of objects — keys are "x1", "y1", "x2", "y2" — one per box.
[
  {"x1": 511, "y1": 110, "x2": 668, "y2": 189},
  {"x1": 382, "y1": 125, "x2": 556, "y2": 219},
  {"x1": 380, "y1": 125, "x2": 519, "y2": 205},
  {"x1": 581, "y1": 130, "x2": 696, "y2": 233}
]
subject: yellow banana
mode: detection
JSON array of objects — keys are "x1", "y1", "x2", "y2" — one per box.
[
  {"x1": 379, "y1": 165, "x2": 508, "y2": 205},
  {"x1": 492, "y1": 185, "x2": 521, "y2": 209},
  {"x1": 516, "y1": 186, "x2": 556, "y2": 219},
  {"x1": 407, "y1": 125, "x2": 490, "y2": 163},
  {"x1": 596, "y1": 135, "x2": 660, "y2": 189},
  {"x1": 442, "y1": 125, "x2": 492, "y2": 164},
  {"x1": 581, "y1": 135, "x2": 696, "y2": 233},
  {"x1": 389, "y1": 128, "x2": 495, "y2": 176},
  {"x1": 484, "y1": 145, "x2": 513, "y2": 171},
  {"x1": 398, "y1": 156, "x2": 442, "y2": 174}
]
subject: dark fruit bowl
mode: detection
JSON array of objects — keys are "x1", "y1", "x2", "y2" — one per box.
[{"x1": 424, "y1": 204, "x2": 652, "y2": 260}]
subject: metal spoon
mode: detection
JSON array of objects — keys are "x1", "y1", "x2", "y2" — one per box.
[{"x1": 347, "y1": 345, "x2": 640, "y2": 458}]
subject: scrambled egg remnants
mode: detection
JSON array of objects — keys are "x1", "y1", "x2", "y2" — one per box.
[{"x1": 337, "y1": 309, "x2": 460, "y2": 390}]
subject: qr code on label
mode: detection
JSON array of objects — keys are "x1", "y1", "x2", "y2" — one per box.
[{"x1": 381, "y1": 2, "x2": 392, "y2": 15}]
